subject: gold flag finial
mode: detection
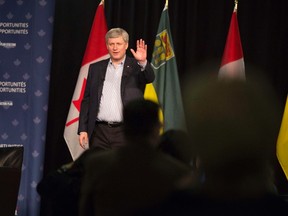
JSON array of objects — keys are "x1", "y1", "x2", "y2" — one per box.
[
  {"x1": 234, "y1": 0, "x2": 238, "y2": 12},
  {"x1": 165, "y1": 0, "x2": 168, "y2": 8}
]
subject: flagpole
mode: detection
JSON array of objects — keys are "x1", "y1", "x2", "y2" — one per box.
[
  {"x1": 165, "y1": 0, "x2": 168, "y2": 8},
  {"x1": 234, "y1": 0, "x2": 238, "y2": 12}
]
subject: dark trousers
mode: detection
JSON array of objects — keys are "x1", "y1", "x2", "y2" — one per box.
[{"x1": 89, "y1": 123, "x2": 126, "y2": 150}]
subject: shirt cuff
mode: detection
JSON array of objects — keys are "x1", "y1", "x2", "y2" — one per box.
[{"x1": 138, "y1": 60, "x2": 147, "y2": 70}]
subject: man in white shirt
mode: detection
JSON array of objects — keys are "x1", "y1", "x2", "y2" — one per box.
[{"x1": 78, "y1": 28, "x2": 155, "y2": 150}]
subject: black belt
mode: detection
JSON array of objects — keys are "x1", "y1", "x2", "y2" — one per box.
[{"x1": 96, "y1": 121, "x2": 123, "y2": 127}]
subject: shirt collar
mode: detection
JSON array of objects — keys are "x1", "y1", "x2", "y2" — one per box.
[{"x1": 109, "y1": 55, "x2": 126, "y2": 66}]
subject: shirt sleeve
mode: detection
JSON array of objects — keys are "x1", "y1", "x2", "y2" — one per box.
[{"x1": 138, "y1": 60, "x2": 148, "y2": 71}]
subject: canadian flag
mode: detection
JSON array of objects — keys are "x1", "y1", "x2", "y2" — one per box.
[
  {"x1": 219, "y1": 3, "x2": 245, "y2": 80},
  {"x1": 64, "y1": 0, "x2": 109, "y2": 160}
]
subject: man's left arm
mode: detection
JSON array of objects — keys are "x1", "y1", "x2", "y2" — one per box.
[
  {"x1": 139, "y1": 61, "x2": 155, "y2": 83},
  {"x1": 131, "y1": 39, "x2": 155, "y2": 83}
]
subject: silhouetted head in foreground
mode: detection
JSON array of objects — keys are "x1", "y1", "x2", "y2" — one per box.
[
  {"x1": 123, "y1": 99, "x2": 161, "y2": 146},
  {"x1": 183, "y1": 74, "x2": 282, "y2": 196}
]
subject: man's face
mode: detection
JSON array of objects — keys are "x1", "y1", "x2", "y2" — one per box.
[{"x1": 106, "y1": 36, "x2": 128, "y2": 63}]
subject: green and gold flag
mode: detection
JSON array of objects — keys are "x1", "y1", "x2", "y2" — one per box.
[{"x1": 144, "y1": 1, "x2": 186, "y2": 132}]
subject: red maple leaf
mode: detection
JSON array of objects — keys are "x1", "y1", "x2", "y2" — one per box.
[{"x1": 65, "y1": 78, "x2": 87, "y2": 126}]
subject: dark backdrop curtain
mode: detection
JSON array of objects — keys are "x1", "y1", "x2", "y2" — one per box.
[{"x1": 43, "y1": 1, "x2": 288, "y2": 213}]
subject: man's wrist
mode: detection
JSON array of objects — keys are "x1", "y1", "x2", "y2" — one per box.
[{"x1": 138, "y1": 60, "x2": 147, "y2": 68}]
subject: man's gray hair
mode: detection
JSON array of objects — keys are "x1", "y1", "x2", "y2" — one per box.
[{"x1": 105, "y1": 28, "x2": 129, "y2": 44}]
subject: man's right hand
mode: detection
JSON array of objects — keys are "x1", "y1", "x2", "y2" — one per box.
[{"x1": 79, "y1": 132, "x2": 88, "y2": 149}]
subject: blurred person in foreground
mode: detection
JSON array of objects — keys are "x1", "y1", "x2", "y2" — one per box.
[
  {"x1": 137, "y1": 73, "x2": 288, "y2": 215},
  {"x1": 79, "y1": 99, "x2": 192, "y2": 216},
  {"x1": 158, "y1": 129, "x2": 193, "y2": 166},
  {"x1": 158, "y1": 129, "x2": 203, "y2": 185}
]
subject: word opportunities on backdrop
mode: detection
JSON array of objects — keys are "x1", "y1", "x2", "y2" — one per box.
[{"x1": 0, "y1": 1, "x2": 55, "y2": 216}]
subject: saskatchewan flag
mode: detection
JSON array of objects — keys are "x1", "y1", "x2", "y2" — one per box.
[{"x1": 144, "y1": 1, "x2": 186, "y2": 132}]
